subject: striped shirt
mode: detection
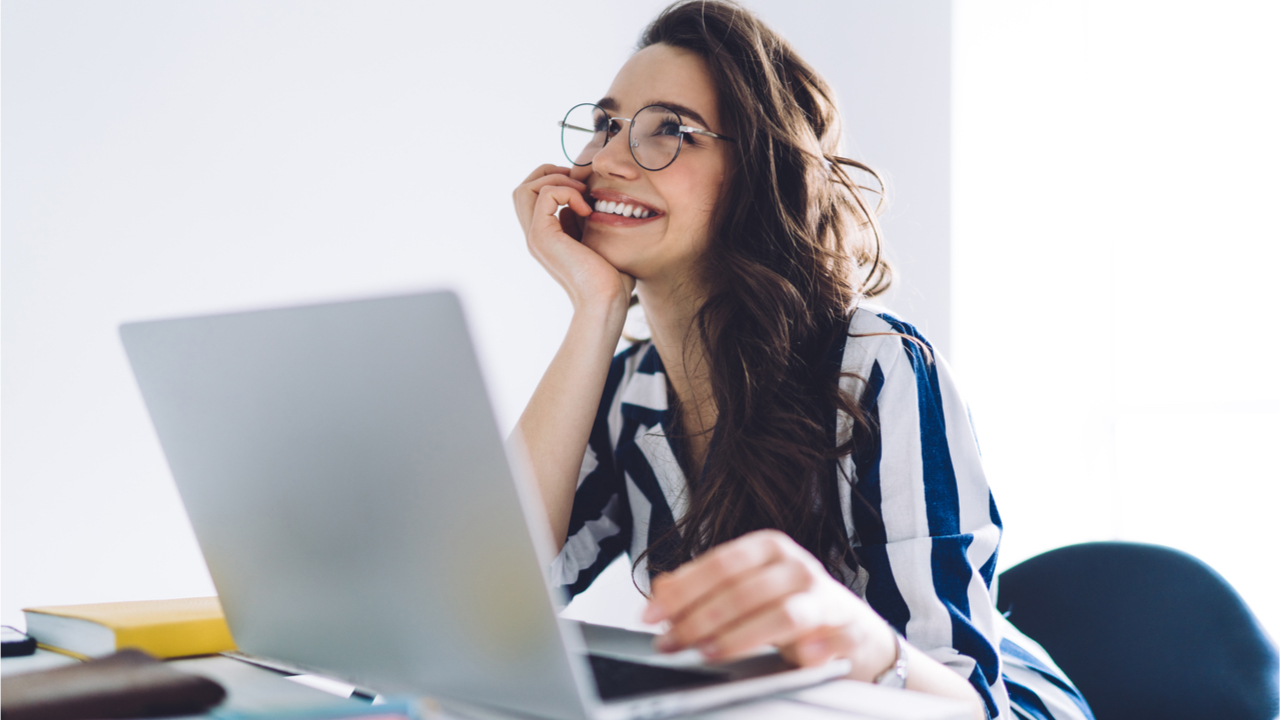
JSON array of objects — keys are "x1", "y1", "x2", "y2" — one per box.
[{"x1": 552, "y1": 306, "x2": 1094, "y2": 720}]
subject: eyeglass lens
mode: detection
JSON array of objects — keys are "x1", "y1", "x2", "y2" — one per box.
[{"x1": 561, "y1": 103, "x2": 685, "y2": 171}]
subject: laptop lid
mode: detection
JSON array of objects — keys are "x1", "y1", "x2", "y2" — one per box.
[{"x1": 120, "y1": 291, "x2": 597, "y2": 720}]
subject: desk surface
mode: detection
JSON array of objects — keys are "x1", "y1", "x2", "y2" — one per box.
[{"x1": 2, "y1": 649, "x2": 967, "y2": 720}]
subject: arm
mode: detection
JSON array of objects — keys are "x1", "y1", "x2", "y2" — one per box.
[
  {"x1": 848, "y1": 315, "x2": 1006, "y2": 718},
  {"x1": 515, "y1": 306, "x2": 627, "y2": 549},
  {"x1": 511, "y1": 165, "x2": 635, "y2": 549},
  {"x1": 642, "y1": 315, "x2": 1000, "y2": 719}
]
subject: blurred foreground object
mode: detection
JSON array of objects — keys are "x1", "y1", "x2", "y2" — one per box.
[{"x1": 0, "y1": 648, "x2": 226, "y2": 720}]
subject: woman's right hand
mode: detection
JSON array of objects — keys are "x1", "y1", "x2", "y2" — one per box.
[{"x1": 513, "y1": 165, "x2": 635, "y2": 315}]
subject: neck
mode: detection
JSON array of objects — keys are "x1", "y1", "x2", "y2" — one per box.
[{"x1": 636, "y1": 276, "x2": 716, "y2": 438}]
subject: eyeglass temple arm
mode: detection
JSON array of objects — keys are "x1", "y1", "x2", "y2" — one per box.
[
  {"x1": 682, "y1": 126, "x2": 734, "y2": 142},
  {"x1": 559, "y1": 117, "x2": 735, "y2": 143},
  {"x1": 558, "y1": 120, "x2": 595, "y2": 133}
]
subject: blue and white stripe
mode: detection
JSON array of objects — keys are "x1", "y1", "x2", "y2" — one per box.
[{"x1": 553, "y1": 306, "x2": 1094, "y2": 720}]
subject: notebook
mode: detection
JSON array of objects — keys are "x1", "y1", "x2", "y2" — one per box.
[{"x1": 119, "y1": 290, "x2": 849, "y2": 720}]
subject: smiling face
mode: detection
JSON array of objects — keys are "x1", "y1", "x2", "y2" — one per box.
[{"x1": 571, "y1": 43, "x2": 732, "y2": 291}]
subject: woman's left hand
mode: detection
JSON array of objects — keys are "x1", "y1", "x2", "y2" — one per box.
[{"x1": 642, "y1": 530, "x2": 899, "y2": 681}]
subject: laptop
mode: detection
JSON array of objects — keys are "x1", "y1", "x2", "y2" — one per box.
[{"x1": 119, "y1": 290, "x2": 850, "y2": 720}]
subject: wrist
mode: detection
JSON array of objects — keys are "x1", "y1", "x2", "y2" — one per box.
[
  {"x1": 873, "y1": 629, "x2": 909, "y2": 689},
  {"x1": 567, "y1": 299, "x2": 628, "y2": 346},
  {"x1": 570, "y1": 291, "x2": 630, "y2": 329}
]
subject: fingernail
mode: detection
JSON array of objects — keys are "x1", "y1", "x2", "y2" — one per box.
[
  {"x1": 697, "y1": 640, "x2": 720, "y2": 659},
  {"x1": 654, "y1": 634, "x2": 679, "y2": 653}
]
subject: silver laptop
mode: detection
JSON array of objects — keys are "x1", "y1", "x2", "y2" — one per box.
[{"x1": 119, "y1": 290, "x2": 849, "y2": 720}]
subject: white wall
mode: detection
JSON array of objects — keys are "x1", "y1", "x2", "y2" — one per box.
[
  {"x1": 953, "y1": 1, "x2": 1279, "y2": 635},
  {"x1": 2, "y1": 1, "x2": 951, "y2": 629}
]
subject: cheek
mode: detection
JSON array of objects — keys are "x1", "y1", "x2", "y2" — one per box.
[
  {"x1": 670, "y1": 181, "x2": 721, "y2": 237},
  {"x1": 674, "y1": 162, "x2": 725, "y2": 221}
]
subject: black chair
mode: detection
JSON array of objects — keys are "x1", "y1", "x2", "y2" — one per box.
[{"x1": 996, "y1": 541, "x2": 1278, "y2": 720}]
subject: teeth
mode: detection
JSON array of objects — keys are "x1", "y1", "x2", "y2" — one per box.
[{"x1": 593, "y1": 199, "x2": 655, "y2": 218}]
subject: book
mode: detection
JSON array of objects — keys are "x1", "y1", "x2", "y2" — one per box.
[
  {"x1": 0, "y1": 648, "x2": 226, "y2": 720},
  {"x1": 23, "y1": 597, "x2": 237, "y2": 660}
]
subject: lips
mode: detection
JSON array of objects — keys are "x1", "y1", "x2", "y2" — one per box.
[{"x1": 587, "y1": 189, "x2": 664, "y2": 227}]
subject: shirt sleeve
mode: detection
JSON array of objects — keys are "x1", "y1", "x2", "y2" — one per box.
[
  {"x1": 840, "y1": 314, "x2": 1010, "y2": 719},
  {"x1": 549, "y1": 346, "x2": 636, "y2": 599}
]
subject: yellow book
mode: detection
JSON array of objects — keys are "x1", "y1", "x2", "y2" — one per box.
[{"x1": 22, "y1": 597, "x2": 237, "y2": 660}]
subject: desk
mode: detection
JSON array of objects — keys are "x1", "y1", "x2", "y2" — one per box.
[{"x1": 2, "y1": 649, "x2": 967, "y2": 720}]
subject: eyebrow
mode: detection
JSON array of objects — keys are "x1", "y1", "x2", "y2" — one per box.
[{"x1": 596, "y1": 96, "x2": 714, "y2": 131}]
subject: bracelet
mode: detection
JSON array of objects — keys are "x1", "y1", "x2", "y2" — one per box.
[{"x1": 873, "y1": 630, "x2": 909, "y2": 689}]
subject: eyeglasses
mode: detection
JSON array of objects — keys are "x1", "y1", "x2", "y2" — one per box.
[{"x1": 558, "y1": 102, "x2": 735, "y2": 172}]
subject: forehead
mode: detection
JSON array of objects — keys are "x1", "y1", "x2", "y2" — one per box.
[{"x1": 601, "y1": 43, "x2": 720, "y2": 128}]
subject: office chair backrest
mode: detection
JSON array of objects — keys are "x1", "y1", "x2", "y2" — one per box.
[{"x1": 997, "y1": 542, "x2": 1278, "y2": 720}]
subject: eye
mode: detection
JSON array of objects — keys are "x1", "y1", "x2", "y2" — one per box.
[
  {"x1": 653, "y1": 120, "x2": 682, "y2": 137},
  {"x1": 651, "y1": 120, "x2": 699, "y2": 145}
]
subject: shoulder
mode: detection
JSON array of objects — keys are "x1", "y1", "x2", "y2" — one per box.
[{"x1": 838, "y1": 304, "x2": 938, "y2": 382}]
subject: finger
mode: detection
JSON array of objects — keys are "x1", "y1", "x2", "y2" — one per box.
[
  {"x1": 514, "y1": 174, "x2": 587, "y2": 215},
  {"x1": 659, "y1": 558, "x2": 811, "y2": 651},
  {"x1": 517, "y1": 173, "x2": 586, "y2": 196},
  {"x1": 537, "y1": 184, "x2": 592, "y2": 217},
  {"x1": 530, "y1": 186, "x2": 592, "y2": 242},
  {"x1": 519, "y1": 163, "x2": 574, "y2": 185},
  {"x1": 697, "y1": 593, "x2": 826, "y2": 662},
  {"x1": 645, "y1": 530, "x2": 794, "y2": 624},
  {"x1": 515, "y1": 175, "x2": 589, "y2": 234}
]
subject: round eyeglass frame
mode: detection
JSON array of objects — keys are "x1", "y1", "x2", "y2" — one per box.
[{"x1": 558, "y1": 102, "x2": 735, "y2": 172}]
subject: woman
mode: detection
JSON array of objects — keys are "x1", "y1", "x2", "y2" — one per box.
[{"x1": 512, "y1": 2, "x2": 1092, "y2": 719}]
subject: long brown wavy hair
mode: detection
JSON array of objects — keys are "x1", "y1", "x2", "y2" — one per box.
[{"x1": 632, "y1": 0, "x2": 895, "y2": 584}]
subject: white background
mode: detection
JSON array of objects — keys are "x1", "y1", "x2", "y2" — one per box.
[
  {"x1": 951, "y1": 1, "x2": 1279, "y2": 639},
  {"x1": 4, "y1": 0, "x2": 1277, "y2": 641}
]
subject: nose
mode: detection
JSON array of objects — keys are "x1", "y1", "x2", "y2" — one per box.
[{"x1": 591, "y1": 120, "x2": 641, "y2": 180}]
